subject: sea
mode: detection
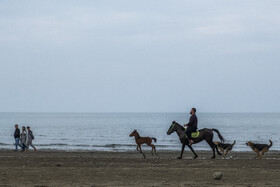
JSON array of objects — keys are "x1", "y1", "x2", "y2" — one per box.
[{"x1": 0, "y1": 113, "x2": 279, "y2": 152}]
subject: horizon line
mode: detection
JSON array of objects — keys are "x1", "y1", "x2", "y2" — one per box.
[{"x1": 0, "y1": 111, "x2": 279, "y2": 114}]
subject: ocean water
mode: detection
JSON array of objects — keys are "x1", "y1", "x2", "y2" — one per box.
[{"x1": 0, "y1": 113, "x2": 279, "y2": 152}]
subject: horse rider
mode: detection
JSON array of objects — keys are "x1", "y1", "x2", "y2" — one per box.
[{"x1": 184, "y1": 108, "x2": 198, "y2": 145}]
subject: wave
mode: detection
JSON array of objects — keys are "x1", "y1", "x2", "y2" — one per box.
[
  {"x1": 0, "y1": 142, "x2": 9, "y2": 146},
  {"x1": 92, "y1": 144, "x2": 172, "y2": 148},
  {"x1": 36, "y1": 143, "x2": 69, "y2": 146},
  {"x1": 24, "y1": 143, "x2": 174, "y2": 148}
]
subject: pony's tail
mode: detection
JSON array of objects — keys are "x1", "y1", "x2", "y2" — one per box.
[
  {"x1": 232, "y1": 140, "x2": 236, "y2": 146},
  {"x1": 269, "y1": 140, "x2": 273, "y2": 148},
  {"x1": 212, "y1": 129, "x2": 224, "y2": 143},
  {"x1": 152, "y1": 138, "x2": 157, "y2": 143}
]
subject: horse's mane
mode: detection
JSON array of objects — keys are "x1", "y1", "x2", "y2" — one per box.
[
  {"x1": 174, "y1": 122, "x2": 185, "y2": 131},
  {"x1": 133, "y1": 130, "x2": 141, "y2": 138}
]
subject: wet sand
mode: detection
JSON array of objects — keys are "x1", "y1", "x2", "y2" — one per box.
[{"x1": 0, "y1": 150, "x2": 279, "y2": 187}]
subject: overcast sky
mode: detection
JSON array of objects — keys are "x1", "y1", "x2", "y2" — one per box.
[{"x1": 0, "y1": 0, "x2": 280, "y2": 113}]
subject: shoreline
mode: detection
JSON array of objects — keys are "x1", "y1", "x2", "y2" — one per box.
[
  {"x1": 1, "y1": 148, "x2": 280, "y2": 153},
  {"x1": 1, "y1": 149, "x2": 280, "y2": 160}
]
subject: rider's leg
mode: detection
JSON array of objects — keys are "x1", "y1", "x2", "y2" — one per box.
[
  {"x1": 186, "y1": 127, "x2": 197, "y2": 138},
  {"x1": 186, "y1": 127, "x2": 197, "y2": 145},
  {"x1": 186, "y1": 128, "x2": 192, "y2": 139}
]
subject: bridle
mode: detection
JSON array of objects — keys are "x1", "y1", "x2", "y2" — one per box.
[{"x1": 168, "y1": 123, "x2": 176, "y2": 134}]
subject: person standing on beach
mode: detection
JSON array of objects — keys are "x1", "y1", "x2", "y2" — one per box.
[
  {"x1": 20, "y1": 126, "x2": 27, "y2": 152},
  {"x1": 26, "y1": 126, "x2": 37, "y2": 151},
  {"x1": 14, "y1": 124, "x2": 22, "y2": 151},
  {"x1": 184, "y1": 108, "x2": 198, "y2": 145}
]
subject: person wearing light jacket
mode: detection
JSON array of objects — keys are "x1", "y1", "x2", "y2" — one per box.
[{"x1": 20, "y1": 126, "x2": 27, "y2": 152}]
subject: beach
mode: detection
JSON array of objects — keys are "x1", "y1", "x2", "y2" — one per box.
[{"x1": 0, "y1": 150, "x2": 279, "y2": 187}]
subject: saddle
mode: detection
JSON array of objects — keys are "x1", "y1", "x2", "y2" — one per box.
[{"x1": 185, "y1": 131, "x2": 200, "y2": 139}]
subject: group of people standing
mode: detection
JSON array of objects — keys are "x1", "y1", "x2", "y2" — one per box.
[{"x1": 14, "y1": 124, "x2": 37, "y2": 152}]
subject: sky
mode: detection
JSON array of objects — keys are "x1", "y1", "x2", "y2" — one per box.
[{"x1": 0, "y1": 0, "x2": 280, "y2": 113}]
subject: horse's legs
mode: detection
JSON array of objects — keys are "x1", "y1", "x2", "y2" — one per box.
[
  {"x1": 178, "y1": 144, "x2": 186, "y2": 159},
  {"x1": 187, "y1": 145, "x2": 198, "y2": 159},
  {"x1": 151, "y1": 144, "x2": 154, "y2": 155},
  {"x1": 206, "y1": 141, "x2": 216, "y2": 159},
  {"x1": 146, "y1": 143, "x2": 154, "y2": 155},
  {"x1": 151, "y1": 144, "x2": 155, "y2": 156},
  {"x1": 146, "y1": 143, "x2": 157, "y2": 156},
  {"x1": 150, "y1": 144, "x2": 158, "y2": 156},
  {"x1": 145, "y1": 143, "x2": 151, "y2": 154},
  {"x1": 138, "y1": 145, "x2": 146, "y2": 159},
  {"x1": 153, "y1": 145, "x2": 158, "y2": 156}
]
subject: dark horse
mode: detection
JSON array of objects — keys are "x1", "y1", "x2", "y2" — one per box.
[{"x1": 167, "y1": 121, "x2": 224, "y2": 159}]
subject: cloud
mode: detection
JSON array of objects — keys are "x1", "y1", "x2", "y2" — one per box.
[
  {"x1": 195, "y1": 15, "x2": 245, "y2": 36},
  {"x1": 1, "y1": 1, "x2": 280, "y2": 55},
  {"x1": 0, "y1": 6, "x2": 172, "y2": 46}
]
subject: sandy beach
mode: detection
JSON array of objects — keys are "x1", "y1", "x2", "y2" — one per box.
[{"x1": 0, "y1": 150, "x2": 279, "y2": 187}]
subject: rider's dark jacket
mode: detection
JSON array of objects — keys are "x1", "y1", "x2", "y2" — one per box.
[{"x1": 186, "y1": 114, "x2": 198, "y2": 130}]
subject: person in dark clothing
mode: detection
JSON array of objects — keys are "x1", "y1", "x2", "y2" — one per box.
[
  {"x1": 184, "y1": 108, "x2": 198, "y2": 145},
  {"x1": 26, "y1": 126, "x2": 37, "y2": 151},
  {"x1": 14, "y1": 124, "x2": 22, "y2": 151}
]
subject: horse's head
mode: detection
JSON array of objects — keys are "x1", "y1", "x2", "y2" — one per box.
[
  {"x1": 167, "y1": 121, "x2": 177, "y2": 135},
  {"x1": 129, "y1": 130, "x2": 137, "y2": 137}
]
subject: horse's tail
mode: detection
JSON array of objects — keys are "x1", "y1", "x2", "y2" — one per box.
[
  {"x1": 212, "y1": 129, "x2": 224, "y2": 143},
  {"x1": 232, "y1": 140, "x2": 236, "y2": 146},
  {"x1": 151, "y1": 138, "x2": 157, "y2": 143},
  {"x1": 269, "y1": 140, "x2": 273, "y2": 148}
]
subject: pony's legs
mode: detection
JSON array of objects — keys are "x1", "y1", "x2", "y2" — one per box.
[
  {"x1": 138, "y1": 145, "x2": 146, "y2": 159},
  {"x1": 149, "y1": 144, "x2": 154, "y2": 155},
  {"x1": 153, "y1": 145, "x2": 158, "y2": 156},
  {"x1": 178, "y1": 144, "x2": 186, "y2": 159},
  {"x1": 146, "y1": 143, "x2": 157, "y2": 156},
  {"x1": 187, "y1": 145, "x2": 198, "y2": 159},
  {"x1": 151, "y1": 144, "x2": 158, "y2": 156}
]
